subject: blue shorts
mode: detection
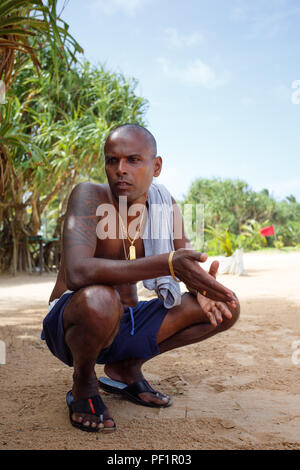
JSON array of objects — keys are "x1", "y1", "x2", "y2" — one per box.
[{"x1": 41, "y1": 292, "x2": 168, "y2": 367}]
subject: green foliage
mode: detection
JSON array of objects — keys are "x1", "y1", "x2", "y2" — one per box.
[
  {"x1": 275, "y1": 221, "x2": 300, "y2": 247},
  {"x1": 0, "y1": 0, "x2": 83, "y2": 88},
  {"x1": 204, "y1": 225, "x2": 235, "y2": 257},
  {"x1": 183, "y1": 178, "x2": 300, "y2": 256},
  {"x1": 185, "y1": 178, "x2": 276, "y2": 233},
  {"x1": 237, "y1": 219, "x2": 268, "y2": 251},
  {"x1": 274, "y1": 236, "x2": 284, "y2": 250},
  {"x1": 0, "y1": 49, "x2": 148, "y2": 272},
  {"x1": 12, "y1": 53, "x2": 148, "y2": 186}
]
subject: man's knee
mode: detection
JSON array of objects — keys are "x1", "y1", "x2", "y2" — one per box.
[
  {"x1": 222, "y1": 297, "x2": 240, "y2": 331},
  {"x1": 70, "y1": 284, "x2": 123, "y2": 331}
]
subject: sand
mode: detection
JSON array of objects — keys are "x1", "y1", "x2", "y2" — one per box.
[{"x1": 0, "y1": 250, "x2": 300, "y2": 450}]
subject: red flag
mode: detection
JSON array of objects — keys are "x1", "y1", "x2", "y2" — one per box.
[{"x1": 260, "y1": 225, "x2": 275, "y2": 237}]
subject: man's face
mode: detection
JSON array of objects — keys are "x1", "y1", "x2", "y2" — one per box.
[{"x1": 104, "y1": 129, "x2": 161, "y2": 203}]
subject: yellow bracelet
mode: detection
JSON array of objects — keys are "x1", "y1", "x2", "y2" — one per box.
[{"x1": 168, "y1": 251, "x2": 180, "y2": 282}]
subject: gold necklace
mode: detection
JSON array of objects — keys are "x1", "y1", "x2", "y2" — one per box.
[
  {"x1": 119, "y1": 205, "x2": 146, "y2": 260},
  {"x1": 121, "y1": 232, "x2": 129, "y2": 260}
]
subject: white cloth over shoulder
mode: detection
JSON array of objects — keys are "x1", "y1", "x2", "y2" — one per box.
[{"x1": 142, "y1": 183, "x2": 182, "y2": 309}]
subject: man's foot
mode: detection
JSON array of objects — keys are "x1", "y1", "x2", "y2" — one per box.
[
  {"x1": 102, "y1": 362, "x2": 171, "y2": 407},
  {"x1": 70, "y1": 374, "x2": 116, "y2": 432}
]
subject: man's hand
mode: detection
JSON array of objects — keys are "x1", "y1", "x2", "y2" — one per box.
[
  {"x1": 196, "y1": 259, "x2": 237, "y2": 327},
  {"x1": 196, "y1": 293, "x2": 233, "y2": 327},
  {"x1": 172, "y1": 248, "x2": 235, "y2": 303}
]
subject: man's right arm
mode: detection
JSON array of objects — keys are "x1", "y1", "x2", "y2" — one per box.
[
  {"x1": 63, "y1": 183, "x2": 234, "y2": 303},
  {"x1": 63, "y1": 183, "x2": 171, "y2": 290}
]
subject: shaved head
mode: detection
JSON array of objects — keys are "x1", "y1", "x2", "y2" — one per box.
[
  {"x1": 104, "y1": 122, "x2": 162, "y2": 203},
  {"x1": 105, "y1": 124, "x2": 157, "y2": 158}
]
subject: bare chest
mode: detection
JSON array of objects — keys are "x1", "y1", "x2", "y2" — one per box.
[{"x1": 94, "y1": 236, "x2": 145, "y2": 261}]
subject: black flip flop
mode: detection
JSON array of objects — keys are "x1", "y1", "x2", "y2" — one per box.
[
  {"x1": 66, "y1": 390, "x2": 116, "y2": 433},
  {"x1": 98, "y1": 377, "x2": 172, "y2": 408}
]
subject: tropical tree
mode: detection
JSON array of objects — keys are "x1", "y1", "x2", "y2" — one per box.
[
  {"x1": 0, "y1": 1, "x2": 148, "y2": 274},
  {"x1": 184, "y1": 178, "x2": 276, "y2": 234},
  {"x1": 0, "y1": 0, "x2": 82, "y2": 88},
  {"x1": 0, "y1": 0, "x2": 84, "y2": 273},
  {"x1": 183, "y1": 177, "x2": 300, "y2": 255},
  {"x1": 0, "y1": 52, "x2": 148, "y2": 273},
  {"x1": 0, "y1": 0, "x2": 82, "y2": 194}
]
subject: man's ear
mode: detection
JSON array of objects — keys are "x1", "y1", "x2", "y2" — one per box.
[{"x1": 153, "y1": 156, "x2": 162, "y2": 177}]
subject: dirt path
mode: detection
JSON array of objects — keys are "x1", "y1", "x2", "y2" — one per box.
[{"x1": 0, "y1": 251, "x2": 300, "y2": 450}]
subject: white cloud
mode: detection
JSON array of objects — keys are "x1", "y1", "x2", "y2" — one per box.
[
  {"x1": 269, "y1": 178, "x2": 300, "y2": 199},
  {"x1": 91, "y1": 0, "x2": 146, "y2": 16},
  {"x1": 231, "y1": 0, "x2": 300, "y2": 38},
  {"x1": 158, "y1": 57, "x2": 229, "y2": 88},
  {"x1": 164, "y1": 27, "x2": 204, "y2": 48}
]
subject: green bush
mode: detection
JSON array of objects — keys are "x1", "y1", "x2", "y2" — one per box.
[
  {"x1": 204, "y1": 225, "x2": 236, "y2": 257},
  {"x1": 275, "y1": 221, "x2": 300, "y2": 246},
  {"x1": 182, "y1": 178, "x2": 300, "y2": 252}
]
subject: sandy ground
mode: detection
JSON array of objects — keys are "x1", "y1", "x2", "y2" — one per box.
[{"x1": 0, "y1": 250, "x2": 300, "y2": 450}]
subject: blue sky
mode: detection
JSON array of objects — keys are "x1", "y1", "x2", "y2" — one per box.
[{"x1": 58, "y1": 0, "x2": 300, "y2": 201}]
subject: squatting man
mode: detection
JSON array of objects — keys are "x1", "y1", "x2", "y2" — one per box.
[{"x1": 41, "y1": 124, "x2": 240, "y2": 432}]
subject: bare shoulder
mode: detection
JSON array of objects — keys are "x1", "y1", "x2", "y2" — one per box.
[
  {"x1": 63, "y1": 183, "x2": 110, "y2": 251},
  {"x1": 67, "y1": 182, "x2": 109, "y2": 216}
]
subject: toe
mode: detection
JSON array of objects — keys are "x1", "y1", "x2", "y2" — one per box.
[
  {"x1": 139, "y1": 391, "x2": 170, "y2": 406},
  {"x1": 104, "y1": 418, "x2": 116, "y2": 429},
  {"x1": 102, "y1": 411, "x2": 116, "y2": 430},
  {"x1": 72, "y1": 412, "x2": 83, "y2": 423},
  {"x1": 73, "y1": 412, "x2": 102, "y2": 430}
]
